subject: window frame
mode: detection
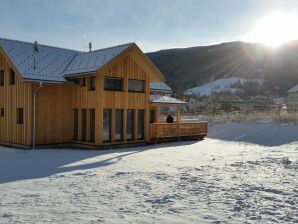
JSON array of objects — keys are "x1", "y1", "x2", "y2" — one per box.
[
  {"x1": 104, "y1": 76, "x2": 123, "y2": 91},
  {"x1": 128, "y1": 79, "x2": 146, "y2": 93}
]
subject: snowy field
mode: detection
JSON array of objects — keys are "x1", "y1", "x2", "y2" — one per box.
[{"x1": 0, "y1": 122, "x2": 297, "y2": 223}]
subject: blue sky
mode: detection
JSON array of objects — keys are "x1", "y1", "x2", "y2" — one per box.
[{"x1": 1, "y1": 0, "x2": 298, "y2": 52}]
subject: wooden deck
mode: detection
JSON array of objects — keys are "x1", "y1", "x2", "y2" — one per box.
[{"x1": 149, "y1": 122, "x2": 208, "y2": 142}]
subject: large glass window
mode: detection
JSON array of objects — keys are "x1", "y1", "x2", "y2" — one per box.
[
  {"x1": 10, "y1": 68, "x2": 15, "y2": 85},
  {"x1": 81, "y1": 109, "x2": 87, "y2": 142},
  {"x1": 90, "y1": 109, "x2": 95, "y2": 143},
  {"x1": 150, "y1": 110, "x2": 155, "y2": 123},
  {"x1": 128, "y1": 79, "x2": 145, "y2": 92},
  {"x1": 89, "y1": 77, "x2": 96, "y2": 91},
  {"x1": 104, "y1": 77, "x2": 123, "y2": 91},
  {"x1": 126, "y1": 109, "x2": 134, "y2": 140},
  {"x1": 103, "y1": 109, "x2": 112, "y2": 142},
  {"x1": 0, "y1": 70, "x2": 4, "y2": 86},
  {"x1": 115, "y1": 109, "x2": 123, "y2": 141},
  {"x1": 73, "y1": 109, "x2": 78, "y2": 141},
  {"x1": 137, "y1": 110, "x2": 145, "y2": 140},
  {"x1": 17, "y1": 108, "x2": 23, "y2": 124},
  {"x1": 80, "y1": 77, "x2": 86, "y2": 87}
]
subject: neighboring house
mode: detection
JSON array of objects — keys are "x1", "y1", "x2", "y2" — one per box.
[
  {"x1": 0, "y1": 38, "x2": 207, "y2": 148},
  {"x1": 287, "y1": 85, "x2": 298, "y2": 110}
]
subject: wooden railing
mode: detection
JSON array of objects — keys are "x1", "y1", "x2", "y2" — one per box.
[{"x1": 149, "y1": 122, "x2": 208, "y2": 141}]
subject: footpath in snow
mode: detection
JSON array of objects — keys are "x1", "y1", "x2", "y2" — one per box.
[{"x1": 0, "y1": 122, "x2": 297, "y2": 223}]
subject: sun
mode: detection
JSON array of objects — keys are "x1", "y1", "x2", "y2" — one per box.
[{"x1": 248, "y1": 12, "x2": 298, "y2": 48}]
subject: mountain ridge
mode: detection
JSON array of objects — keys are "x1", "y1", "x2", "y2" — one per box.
[{"x1": 147, "y1": 41, "x2": 298, "y2": 95}]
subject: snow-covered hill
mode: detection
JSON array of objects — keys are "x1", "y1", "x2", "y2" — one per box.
[{"x1": 186, "y1": 77, "x2": 264, "y2": 96}]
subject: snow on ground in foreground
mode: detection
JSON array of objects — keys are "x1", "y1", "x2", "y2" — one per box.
[{"x1": 0, "y1": 123, "x2": 297, "y2": 223}]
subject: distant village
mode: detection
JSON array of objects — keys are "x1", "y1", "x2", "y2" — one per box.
[{"x1": 168, "y1": 77, "x2": 298, "y2": 115}]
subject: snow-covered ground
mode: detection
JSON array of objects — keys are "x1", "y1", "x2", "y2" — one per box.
[
  {"x1": 185, "y1": 77, "x2": 264, "y2": 96},
  {"x1": 0, "y1": 122, "x2": 297, "y2": 223}
]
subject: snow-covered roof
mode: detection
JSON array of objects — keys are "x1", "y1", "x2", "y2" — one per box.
[
  {"x1": 64, "y1": 43, "x2": 132, "y2": 76},
  {"x1": 0, "y1": 37, "x2": 133, "y2": 82},
  {"x1": 150, "y1": 95, "x2": 186, "y2": 105},
  {"x1": 288, "y1": 84, "x2": 298, "y2": 93},
  {"x1": 150, "y1": 82, "x2": 172, "y2": 92}
]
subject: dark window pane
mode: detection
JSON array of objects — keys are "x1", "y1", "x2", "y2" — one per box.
[
  {"x1": 17, "y1": 108, "x2": 23, "y2": 124},
  {"x1": 80, "y1": 78, "x2": 86, "y2": 87},
  {"x1": 103, "y1": 109, "x2": 112, "y2": 142},
  {"x1": 90, "y1": 109, "x2": 95, "y2": 143},
  {"x1": 10, "y1": 68, "x2": 15, "y2": 85},
  {"x1": 115, "y1": 109, "x2": 123, "y2": 141},
  {"x1": 150, "y1": 110, "x2": 155, "y2": 123},
  {"x1": 137, "y1": 110, "x2": 145, "y2": 139},
  {"x1": 104, "y1": 77, "x2": 123, "y2": 91},
  {"x1": 126, "y1": 109, "x2": 134, "y2": 140},
  {"x1": 128, "y1": 79, "x2": 145, "y2": 92},
  {"x1": 0, "y1": 108, "x2": 4, "y2": 117},
  {"x1": 81, "y1": 109, "x2": 87, "y2": 142},
  {"x1": 73, "y1": 109, "x2": 78, "y2": 141},
  {"x1": 0, "y1": 70, "x2": 4, "y2": 86},
  {"x1": 89, "y1": 77, "x2": 96, "y2": 91}
]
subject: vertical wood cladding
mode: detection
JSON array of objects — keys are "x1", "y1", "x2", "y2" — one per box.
[
  {"x1": 0, "y1": 53, "x2": 32, "y2": 146},
  {"x1": 1, "y1": 46, "x2": 154, "y2": 146}
]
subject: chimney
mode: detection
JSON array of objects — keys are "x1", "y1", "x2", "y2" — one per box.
[
  {"x1": 89, "y1": 42, "x2": 92, "y2": 52},
  {"x1": 33, "y1": 41, "x2": 39, "y2": 70}
]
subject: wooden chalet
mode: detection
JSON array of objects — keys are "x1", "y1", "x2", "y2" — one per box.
[{"x1": 0, "y1": 38, "x2": 207, "y2": 148}]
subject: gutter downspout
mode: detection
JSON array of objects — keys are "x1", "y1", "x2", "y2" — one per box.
[{"x1": 32, "y1": 82, "x2": 43, "y2": 149}]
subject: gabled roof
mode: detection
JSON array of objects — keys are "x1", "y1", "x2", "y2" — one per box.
[
  {"x1": 0, "y1": 37, "x2": 133, "y2": 82},
  {"x1": 150, "y1": 95, "x2": 186, "y2": 105},
  {"x1": 0, "y1": 38, "x2": 77, "y2": 82},
  {"x1": 288, "y1": 84, "x2": 298, "y2": 93},
  {"x1": 63, "y1": 43, "x2": 133, "y2": 76},
  {"x1": 150, "y1": 82, "x2": 172, "y2": 92}
]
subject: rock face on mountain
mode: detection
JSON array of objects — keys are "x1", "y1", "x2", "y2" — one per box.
[{"x1": 147, "y1": 41, "x2": 298, "y2": 95}]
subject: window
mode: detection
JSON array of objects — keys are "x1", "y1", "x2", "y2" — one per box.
[
  {"x1": 115, "y1": 109, "x2": 123, "y2": 141},
  {"x1": 90, "y1": 109, "x2": 95, "y2": 143},
  {"x1": 103, "y1": 109, "x2": 112, "y2": 142},
  {"x1": 72, "y1": 109, "x2": 78, "y2": 141},
  {"x1": 137, "y1": 110, "x2": 145, "y2": 140},
  {"x1": 126, "y1": 109, "x2": 134, "y2": 140},
  {"x1": 17, "y1": 108, "x2": 23, "y2": 124},
  {"x1": 0, "y1": 108, "x2": 4, "y2": 117},
  {"x1": 10, "y1": 68, "x2": 15, "y2": 85},
  {"x1": 0, "y1": 70, "x2": 4, "y2": 86},
  {"x1": 89, "y1": 77, "x2": 96, "y2": 91},
  {"x1": 150, "y1": 109, "x2": 155, "y2": 123},
  {"x1": 104, "y1": 77, "x2": 123, "y2": 91},
  {"x1": 80, "y1": 78, "x2": 86, "y2": 87},
  {"x1": 128, "y1": 79, "x2": 145, "y2": 92},
  {"x1": 81, "y1": 109, "x2": 87, "y2": 142}
]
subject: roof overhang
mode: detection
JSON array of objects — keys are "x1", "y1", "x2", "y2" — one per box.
[{"x1": 150, "y1": 95, "x2": 187, "y2": 106}]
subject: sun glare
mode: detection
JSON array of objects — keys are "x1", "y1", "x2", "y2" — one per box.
[{"x1": 248, "y1": 12, "x2": 298, "y2": 48}]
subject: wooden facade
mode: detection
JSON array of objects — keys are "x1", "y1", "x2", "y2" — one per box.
[{"x1": 0, "y1": 43, "x2": 207, "y2": 148}]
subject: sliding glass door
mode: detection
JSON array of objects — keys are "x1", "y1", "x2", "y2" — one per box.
[
  {"x1": 137, "y1": 109, "x2": 145, "y2": 140},
  {"x1": 103, "y1": 109, "x2": 112, "y2": 142},
  {"x1": 126, "y1": 109, "x2": 134, "y2": 140},
  {"x1": 90, "y1": 109, "x2": 95, "y2": 143},
  {"x1": 115, "y1": 109, "x2": 123, "y2": 141}
]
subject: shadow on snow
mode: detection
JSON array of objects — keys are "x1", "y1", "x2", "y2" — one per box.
[{"x1": 0, "y1": 141, "x2": 196, "y2": 184}]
